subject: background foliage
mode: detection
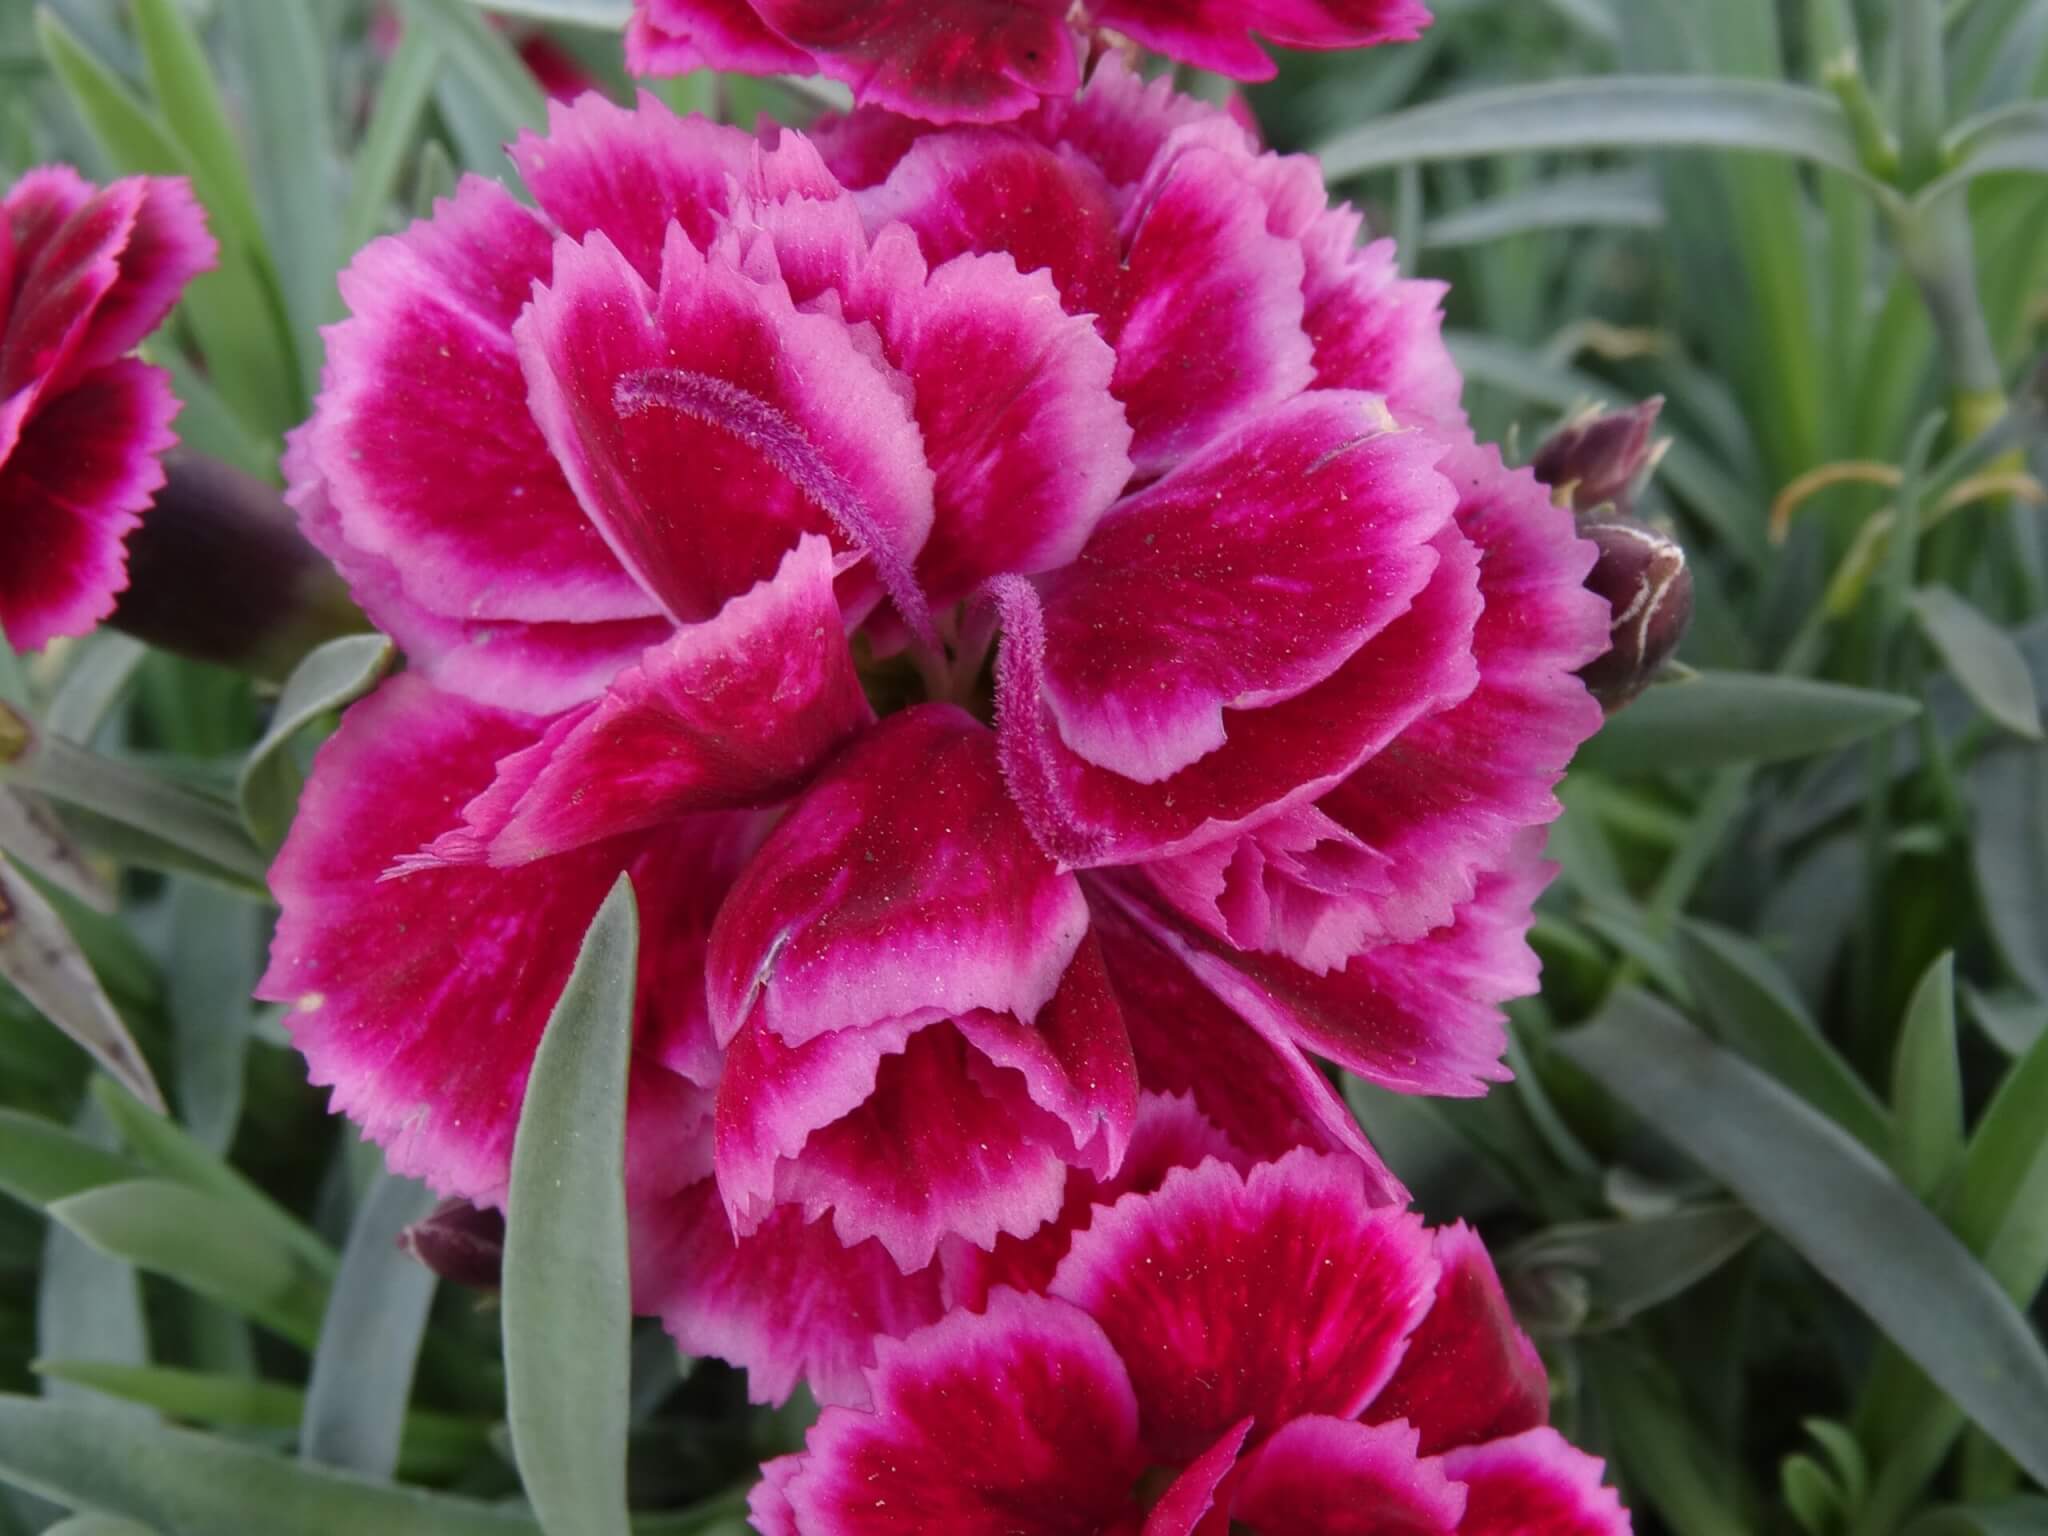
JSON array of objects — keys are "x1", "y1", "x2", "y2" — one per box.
[{"x1": 1, "y1": 0, "x2": 2046, "y2": 1531}]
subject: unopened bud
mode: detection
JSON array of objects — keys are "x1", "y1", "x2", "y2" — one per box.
[
  {"x1": 1533, "y1": 398, "x2": 1667, "y2": 516},
  {"x1": 398, "y1": 1198, "x2": 505, "y2": 1291},
  {"x1": 110, "y1": 451, "x2": 363, "y2": 681},
  {"x1": 1578, "y1": 513, "x2": 1693, "y2": 711}
]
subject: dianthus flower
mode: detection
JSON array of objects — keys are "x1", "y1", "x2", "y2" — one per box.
[
  {"x1": 259, "y1": 65, "x2": 1606, "y2": 1404},
  {"x1": 0, "y1": 168, "x2": 214, "y2": 651},
  {"x1": 628, "y1": 0, "x2": 1433, "y2": 123},
  {"x1": 751, "y1": 1142, "x2": 1630, "y2": 1534}
]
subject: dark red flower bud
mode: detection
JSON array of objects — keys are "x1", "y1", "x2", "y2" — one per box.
[
  {"x1": 109, "y1": 451, "x2": 362, "y2": 681},
  {"x1": 1532, "y1": 398, "x2": 1666, "y2": 516},
  {"x1": 1577, "y1": 513, "x2": 1693, "y2": 711},
  {"x1": 397, "y1": 1198, "x2": 505, "y2": 1291}
]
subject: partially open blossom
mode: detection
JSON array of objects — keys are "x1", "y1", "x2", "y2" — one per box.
[
  {"x1": 0, "y1": 168, "x2": 214, "y2": 652},
  {"x1": 751, "y1": 1146, "x2": 1630, "y2": 1534},
  {"x1": 627, "y1": 0, "x2": 1433, "y2": 123},
  {"x1": 261, "y1": 66, "x2": 1605, "y2": 1404}
]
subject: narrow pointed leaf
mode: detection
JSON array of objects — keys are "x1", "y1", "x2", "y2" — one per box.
[
  {"x1": 1564, "y1": 990, "x2": 2048, "y2": 1487},
  {"x1": 1579, "y1": 672, "x2": 1920, "y2": 773},
  {"x1": 130, "y1": 0, "x2": 267, "y2": 263},
  {"x1": 463, "y1": 0, "x2": 633, "y2": 23},
  {"x1": 22, "y1": 737, "x2": 268, "y2": 888},
  {"x1": 47, "y1": 1179, "x2": 331, "y2": 1350},
  {"x1": 0, "y1": 865, "x2": 163, "y2": 1111},
  {"x1": 238, "y1": 636, "x2": 393, "y2": 851},
  {"x1": 1507, "y1": 1204, "x2": 1762, "y2": 1329},
  {"x1": 504, "y1": 876, "x2": 638, "y2": 1536},
  {"x1": 0, "y1": 1112, "x2": 141, "y2": 1211},
  {"x1": 300, "y1": 1171, "x2": 438, "y2": 1479},
  {"x1": 0, "y1": 1396, "x2": 537, "y2": 1535},
  {"x1": 1912, "y1": 589, "x2": 2042, "y2": 740},
  {"x1": 1906, "y1": 1498, "x2": 2048, "y2": 1535},
  {"x1": 1893, "y1": 953, "x2": 1966, "y2": 1198},
  {"x1": 44, "y1": 635, "x2": 148, "y2": 744},
  {"x1": 1972, "y1": 745, "x2": 2048, "y2": 1001},
  {"x1": 0, "y1": 790, "x2": 113, "y2": 913},
  {"x1": 1676, "y1": 919, "x2": 1890, "y2": 1152},
  {"x1": 343, "y1": 28, "x2": 440, "y2": 253}
]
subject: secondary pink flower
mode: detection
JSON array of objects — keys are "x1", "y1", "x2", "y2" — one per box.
[
  {"x1": 0, "y1": 167, "x2": 214, "y2": 651},
  {"x1": 263, "y1": 69, "x2": 1605, "y2": 1402},
  {"x1": 627, "y1": 0, "x2": 1433, "y2": 123},
  {"x1": 751, "y1": 1147, "x2": 1630, "y2": 1534}
]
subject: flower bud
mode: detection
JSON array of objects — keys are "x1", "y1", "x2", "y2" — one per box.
[
  {"x1": 1577, "y1": 513, "x2": 1693, "y2": 711},
  {"x1": 1532, "y1": 398, "x2": 1666, "y2": 516},
  {"x1": 109, "y1": 451, "x2": 363, "y2": 682},
  {"x1": 397, "y1": 1198, "x2": 505, "y2": 1291}
]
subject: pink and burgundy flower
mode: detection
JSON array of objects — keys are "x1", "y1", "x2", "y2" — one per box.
[
  {"x1": 627, "y1": 0, "x2": 1433, "y2": 123},
  {"x1": 262, "y1": 67, "x2": 1605, "y2": 1404},
  {"x1": 0, "y1": 167, "x2": 214, "y2": 651},
  {"x1": 751, "y1": 1145, "x2": 1630, "y2": 1534}
]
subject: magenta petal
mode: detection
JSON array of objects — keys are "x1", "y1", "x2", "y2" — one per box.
[
  {"x1": 864, "y1": 243, "x2": 1133, "y2": 608},
  {"x1": 72, "y1": 175, "x2": 216, "y2": 373},
  {"x1": 626, "y1": 0, "x2": 818, "y2": 77},
  {"x1": 1143, "y1": 1419, "x2": 1252, "y2": 1536},
  {"x1": 1092, "y1": 890, "x2": 1399, "y2": 1182},
  {"x1": 1158, "y1": 834, "x2": 1552, "y2": 1097},
  {"x1": 516, "y1": 223, "x2": 935, "y2": 631},
  {"x1": 0, "y1": 167, "x2": 131, "y2": 407},
  {"x1": 721, "y1": 1016, "x2": 1074, "y2": 1270},
  {"x1": 1096, "y1": 0, "x2": 1433, "y2": 81},
  {"x1": 1034, "y1": 395, "x2": 1453, "y2": 782},
  {"x1": 1368, "y1": 1222, "x2": 1549, "y2": 1456},
  {"x1": 752, "y1": 0, "x2": 1079, "y2": 125},
  {"x1": 787, "y1": 1289, "x2": 1147, "y2": 1534},
  {"x1": 313, "y1": 177, "x2": 653, "y2": 633},
  {"x1": 410, "y1": 535, "x2": 871, "y2": 867},
  {"x1": 510, "y1": 92, "x2": 758, "y2": 284},
  {"x1": 707, "y1": 706, "x2": 1088, "y2": 1050},
  {"x1": 1317, "y1": 442, "x2": 1606, "y2": 942},
  {"x1": 1101, "y1": 139, "x2": 1313, "y2": 473},
  {"x1": 860, "y1": 132, "x2": 1125, "y2": 321},
  {"x1": 1030, "y1": 55, "x2": 1236, "y2": 190},
  {"x1": 749, "y1": 1454, "x2": 808, "y2": 1536},
  {"x1": 630, "y1": 1179, "x2": 943, "y2": 1408},
  {"x1": 939, "y1": 1088, "x2": 1249, "y2": 1312},
  {"x1": 994, "y1": 522, "x2": 1480, "y2": 870},
  {"x1": 1441, "y1": 1429, "x2": 1632, "y2": 1536},
  {"x1": 1232, "y1": 1417, "x2": 1466, "y2": 1535},
  {"x1": 256, "y1": 676, "x2": 738, "y2": 1204},
  {"x1": 1050, "y1": 1151, "x2": 1436, "y2": 1461},
  {"x1": 0, "y1": 357, "x2": 176, "y2": 651}
]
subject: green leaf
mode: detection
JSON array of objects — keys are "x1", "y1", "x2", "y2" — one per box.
[
  {"x1": 463, "y1": 0, "x2": 633, "y2": 23},
  {"x1": 33, "y1": 1361, "x2": 491, "y2": 1482},
  {"x1": 504, "y1": 877, "x2": 638, "y2": 1536},
  {"x1": 237, "y1": 636, "x2": 394, "y2": 851},
  {"x1": 20, "y1": 736, "x2": 268, "y2": 890},
  {"x1": 1316, "y1": 76, "x2": 1879, "y2": 191},
  {"x1": 343, "y1": 27, "x2": 440, "y2": 253},
  {"x1": 1562, "y1": 990, "x2": 2048, "y2": 1487},
  {"x1": 1423, "y1": 169, "x2": 1664, "y2": 249},
  {"x1": 218, "y1": 0, "x2": 340, "y2": 393},
  {"x1": 0, "y1": 1395, "x2": 537, "y2": 1535},
  {"x1": 129, "y1": 0, "x2": 268, "y2": 268},
  {"x1": 401, "y1": 0, "x2": 547, "y2": 146},
  {"x1": 0, "y1": 788, "x2": 113, "y2": 912},
  {"x1": 35, "y1": 10, "x2": 299, "y2": 439},
  {"x1": 0, "y1": 864, "x2": 165, "y2": 1112},
  {"x1": 47, "y1": 1180, "x2": 330, "y2": 1350},
  {"x1": 166, "y1": 880, "x2": 264, "y2": 1155},
  {"x1": 1905, "y1": 1499, "x2": 2048, "y2": 1535},
  {"x1": 1581, "y1": 1342, "x2": 1756, "y2": 1536},
  {"x1": 44, "y1": 1517, "x2": 158, "y2": 1536},
  {"x1": 1893, "y1": 953, "x2": 1966, "y2": 1199},
  {"x1": 1505, "y1": 1203, "x2": 1761, "y2": 1329},
  {"x1": 1675, "y1": 919, "x2": 1890, "y2": 1152},
  {"x1": 1911, "y1": 588, "x2": 2043, "y2": 739},
  {"x1": 1578, "y1": 671, "x2": 1921, "y2": 773},
  {"x1": 0, "y1": 1112, "x2": 141, "y2": 1211},
  {"x1": 44, "y1": 635, "x2": 148, "y2": 744},
  {"x1": 1971, "y1": 745, "x2": 2048, "y2": 1001},
  {"x1": 1782, "y1": 1453, "x2": 1845, "y2": 1536},
  {"x1": 1916, "y1": 102, "x2": 2048, "y2": 210},
  {"x1": 300, "y1": 1171, "x2": 438, "y2": 1479}
]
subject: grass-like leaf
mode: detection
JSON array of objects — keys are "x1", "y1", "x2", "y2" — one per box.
[
  {"x1": 238, "y1": 635, "x2": 394, "y2": 851},
  {"x1": 1579, "y1": 671, "x2": 1920, "y2": 773},
  {"x1": 1912, "y1": 588, "x2": 2043, "y2": 740},
  {"x1": 1892, "y1": 953, "x2": 1966, "y2": 1200},
  {"x1": 1563, "y1": 990, "x2": 2048, "y2": 1487},
  {"x1": 504, "y1": 876, "x2": 638, "y2": 1536}
]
